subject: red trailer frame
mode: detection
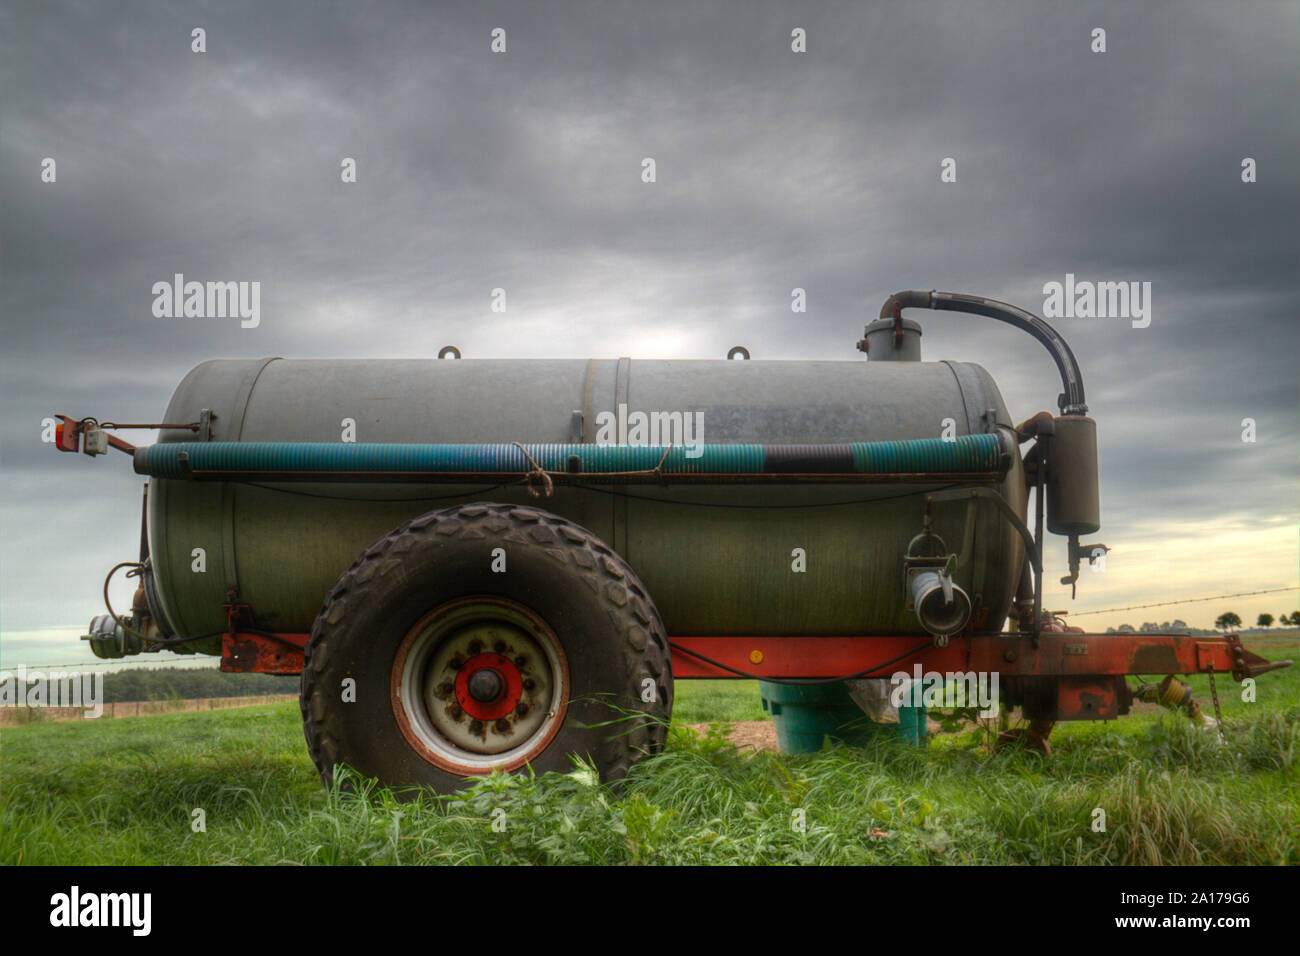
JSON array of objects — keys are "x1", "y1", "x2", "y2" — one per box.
[{"x1": 218, "y1": 595, "x2": 1282, "y2": 728}]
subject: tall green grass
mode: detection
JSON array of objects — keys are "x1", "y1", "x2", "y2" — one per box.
[{"x1": 2, "y1": 693, "x2": 1295, "y2": 865}]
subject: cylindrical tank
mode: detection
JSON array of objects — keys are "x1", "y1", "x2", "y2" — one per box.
[
  {"x1": 1046, "y1": 414, "x2": 1100, "y2": 535},
  {"x1": 146, "y1": 357, "x2": 1027, "y2": 649},
  {"x1": 861, "y1": 317, "x2": 923, "y2": 362}
]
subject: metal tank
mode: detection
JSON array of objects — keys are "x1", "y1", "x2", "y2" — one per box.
[
  {"x1": 143, "y1": 354, "x2": 1028, "y2": 651},
  {"x1": 73, "y1": 291, "x2": 1258, "y2": 794}
]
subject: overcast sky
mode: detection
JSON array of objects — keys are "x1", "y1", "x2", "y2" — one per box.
[{"x1": 1, "y1": 0, "x2": 1297, "y2": 668}]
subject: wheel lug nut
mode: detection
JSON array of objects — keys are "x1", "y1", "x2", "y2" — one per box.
[
  {"x1": 493, "y1": 640, "x2": 506, "y2": 653},
  {"x1": 515, "y1": 702, "x2": 529, "y2": 717},
  {"x1": 436, "y1": 681, "x2": 453, "y2": 697},
  {"x1": 468, "y1": 640, "x2": 483, "y2": 654},
  {"x1": 449, "y1": 656, "x2": 464, "y2": 670},
  {"x1": 469, "y1": 719, "x2": 484, "y2": 735},
  {"x1": 494, "y1": 718, "x2": 510, "y2": 732},
  {"x1": 448, "y1": 704, "x2": 463, "y2": 720},
  {"x1": 514, "y1": 655, "x2": 527, "y2": 668},
  {"x1": 523, "y1": 678, "x2": 535, "y2": 691}
]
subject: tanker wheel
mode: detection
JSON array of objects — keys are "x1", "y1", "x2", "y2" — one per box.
[{"x1": 300, "y1": 501, "x2": 673, "y2": 795}]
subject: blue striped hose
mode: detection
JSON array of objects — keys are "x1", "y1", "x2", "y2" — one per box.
[{"x1": 134, "y1": 433, "x2": 1005, "y2": 480}]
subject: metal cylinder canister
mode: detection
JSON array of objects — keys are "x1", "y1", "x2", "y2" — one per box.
[
  {"x1": 861, "y1": 317, "x2": 923, "y2": 362},
  {"x1": 1046, "y1": 415, "x2": 1100, "y2": 535}
]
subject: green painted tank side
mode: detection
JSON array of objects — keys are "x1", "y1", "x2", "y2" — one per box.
[{"x1": 146, "y1": 358, "x2": 1027, "y2": 651}]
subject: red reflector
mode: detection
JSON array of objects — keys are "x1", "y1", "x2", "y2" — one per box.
[{"x1": 55, "y1": 419, "x2": 82, "y2": 452}]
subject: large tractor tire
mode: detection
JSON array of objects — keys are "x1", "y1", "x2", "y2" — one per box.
[{"x1": 300, "y1": 502, "x2": 673, "y2": 795}]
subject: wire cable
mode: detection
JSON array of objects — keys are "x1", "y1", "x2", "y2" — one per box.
[
  {"x1": 1068, "y1": 586, "x2": 1298, "y2": 617},
  {"x1": 668, "y1": 638, "x2": 933, "y2": 686},
  {"x1": 2, "y1": 658, "x2": 221, "y2": 670},
  {"x1": 566, "y1": 481, "x2": 965, "y2": 510},
  {"x1": 233, "y1": 477, "x2": 968, "y2": 510},
  {"x1": 242, "y1": 482, "x2": 509, "y2": 503}
]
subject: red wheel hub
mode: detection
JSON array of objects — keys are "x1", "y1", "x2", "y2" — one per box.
[{"x1": 455, "y1": 652, "x2": 523, "y2": 721}]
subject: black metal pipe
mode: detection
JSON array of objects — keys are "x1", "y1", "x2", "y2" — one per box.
[
  {"x1": 879, "y1": 290, "x2": 1088, "y2": 414},
  {"x1": 1033, "y1": 450, "x2": 1045, "y2": 643},
  {"x1": 138, "y1": 484, "x2": 149, "y2": 563}
]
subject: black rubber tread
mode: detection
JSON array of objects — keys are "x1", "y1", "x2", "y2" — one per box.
[{"x1": 299, "y1": 501, "x2": 672, "y2": 795}]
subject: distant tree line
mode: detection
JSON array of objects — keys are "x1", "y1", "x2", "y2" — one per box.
[
  {"x1": 1212, "y1": 610, "x2": 1298, "y2": 632},
  {"x1": 1104, "y1": 612, "x2": 1299, "y2": 635},
  {"x1": 98, "y1": 667, "x2": 296, "y2": 702},
  {"x1": 1106, "y1": 619, "x2": 1197, "y2": 635}
]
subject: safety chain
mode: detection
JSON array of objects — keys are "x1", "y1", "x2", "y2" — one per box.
[{"x1": 1206, "y1": 663, "x2": 1227, "y2": 742}]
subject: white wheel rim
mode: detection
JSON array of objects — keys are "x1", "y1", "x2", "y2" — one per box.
[{"x1": 391, "y1": 597, "x2": 569, "y2": 775}]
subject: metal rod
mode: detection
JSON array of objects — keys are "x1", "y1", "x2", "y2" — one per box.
[
  {"x1": 1033, "y1": 448, "x2": 1045, "y2": 644},
  {"x1": 100, "y1": 421, "x2": 201, "y2": 430}
]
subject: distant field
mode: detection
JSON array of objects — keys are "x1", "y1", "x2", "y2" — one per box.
[{"x1": 1, "y1": 638, "x2": 1295, "y2": 865}]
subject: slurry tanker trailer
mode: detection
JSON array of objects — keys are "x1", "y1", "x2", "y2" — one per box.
[{"x1": 53, "y1": 291, "x2": 1285, "y2": 793}]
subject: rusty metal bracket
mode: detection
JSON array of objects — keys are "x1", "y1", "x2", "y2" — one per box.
[
  {"x1": 54, "y1": 413, "x2": 203, "y2": 457},
  {"x1": 220, "y1": 602, "x2": 308, "y2": 674},
  {"x1": 1223, "y1": 632, "x2": 1291, "y2": 681}
]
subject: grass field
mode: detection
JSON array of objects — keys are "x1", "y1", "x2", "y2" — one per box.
[{"x1": 1, "y1": 638, "x2": 1295, "y2": 865}]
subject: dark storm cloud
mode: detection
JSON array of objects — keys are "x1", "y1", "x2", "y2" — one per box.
[{"x1": 1, "y1": 0, "x2": 1296, "y2": 635}]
